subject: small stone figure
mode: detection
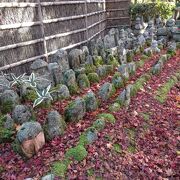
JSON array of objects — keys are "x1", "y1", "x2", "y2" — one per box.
[
  {"x1": 151, "y1": 40, "x2": 160, "y2": 53},
  {"x1": 134, "y1": 17, "x2": 144, "y2": 36},
  {"x1": 156, "y1": 16, "x2": 163, "y2": 28}
]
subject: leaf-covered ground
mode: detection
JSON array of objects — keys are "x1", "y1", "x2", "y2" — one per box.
[{"x1": 0, "y1": 50, "x2": 179, "y2": 179}]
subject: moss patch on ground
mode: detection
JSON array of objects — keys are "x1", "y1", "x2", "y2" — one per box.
[
  {"x1": 155, "y1": 72, "x2": 180, "y2": 103},
  {"x1": 97, "y1": 113, "x2": 116, "y2": 124}
]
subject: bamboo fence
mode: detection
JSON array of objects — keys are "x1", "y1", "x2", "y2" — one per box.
[{"x1": 0, "y1": 0, "x2": 130, "y2": 74}]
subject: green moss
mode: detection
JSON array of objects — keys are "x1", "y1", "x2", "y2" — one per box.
[
  {"x1": 108, "y1": 55, "x2": 119, "y2": 67},
  {"x1": 167, "y1": 49, "x2": 176, "y2": 56},
  {"x1": 68, "y1": 83, "x2": 79, "y2": 95},
  {"x1": 146, "y1": 40, "x2": 151, "y2": 47},
  {"x1": 65, "y1": 145, "x2": 88, "y2": 162},
  {"x1": 155, "y1": 73, "x2": 179, "y2": 103},
  {"x1": 126, "y1": 128, "x2": 136, "y2": 141},
  {"x1": 78, "y1": 133, "x2": 89, "y2": 146},
  {"x1": 97, "y1": 113, "x2": 116, "y2": 124},
  {"x1": 87, "y1": 73, "x2": 100, "y2": 84},
  {"x1": 1, "y1": 100, "x2": 14, "y2": 114},
  {"x1": 0, "y1": 166, "x2": 4, "y2": 173},
  {"x1": 177, "y1": 42, "x2": 180, "y2": 49},
  {"x1": 36, "y1": 99, "x2": 52, "y2": 109},
  {"x1": 0, "y1": 116, "x2": 14, "y2": 143},
  {"x1": 85, "y1": 64, "x2": 96, "y2": 74},
  {"x1": 104, "y1": 65, "x2": 114, "y2": 74},
  {"x1": 140, "y1": 112, "x2": 150, "y2": 121},
  {"x1": 77, "y1": 74, "x2": 90, "y2": 89},
  {"x1": 136, "y1": 55, "x2": 149, "y2": 68},
  {"x1": 94, "y1": 56, "x2": 104, "y2": 67},
  {"x1": 127, "y1": 143, "x2": 137, "y2": 153},
  {"x1": 52, "y1": 160, "x2": 70, "y2": 177},
  {"x1": 109, "y1": 102, "x2": 121, "y2": 112},
  {"x1": 140, "y1": 46, "x2": 144, "y2": 53},
  {"x1": 113, "y1": 143, "x2": 122, "y2": 153},
  {"x1": 127, "y1": 52, "x2": 134, "y2": 62},
  {"x1": 158, "y1": 45, "x2": 163, "y2": 50},
  {"x1": 92, "y1": 119, "x2": 106, "y2": 131},
  {"x1": 11, "y1": 138, "x2": 23, "y2": 156},
  {"x1": 87, "y1": 168, "x2": 94, "y2": 177},
  {"x1": 22, "y1": 88, "x2": 37, "y2": 102},
  {"x1": 110, "y1": 84, "x2": 116, "y2": 97},
  {"x1": 112, "y1": 72, "x2": 124, "y2": 89},
  {"x1": 130, "y1": 73, "x2": 151, "y2": 97}
]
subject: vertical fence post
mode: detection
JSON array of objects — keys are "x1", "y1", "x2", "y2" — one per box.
[
  {"x1": 85, "y1": 0, "x2": 89, "y2": 41},
  {"x1": 37, "y1": 0, "x2": 48, "y2": 62}
]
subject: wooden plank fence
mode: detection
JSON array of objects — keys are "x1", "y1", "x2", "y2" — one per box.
[{"x1": 0, "y1": 0, "x2": 129, "y2": 74}]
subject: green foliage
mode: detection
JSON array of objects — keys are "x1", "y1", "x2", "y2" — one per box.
[
  {"x1": 52, "y1": 160, "x2": 70, "y2": 177},
  {"x1": 33, "y1": 84, "x2": 53, "y2": 108},
  {"x1": 130, "y1": 2, "x2": 175, "y2": 22},
  {"x1": 65, "y1": 145, "x2": 88, "y2": 162},
  {"x1": 87, "y1": 73, "x2": 100, "y2": 84},
  {"x1": 97, "y1": 113, "x2": 116, "y2": 124},
  {"x1": 155, "y1": 73, "x2": 179, "y2": 103},
  {"x1": 85, "y1": 64, "x2": 96, "y2": 74}
]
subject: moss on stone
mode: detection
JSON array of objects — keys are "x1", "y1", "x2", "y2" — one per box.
[
  {"x1": 127, "y1": 52, "x2": 134, "y2": 62},
  {"x1": 87, "y1": 73, "x2": 100, "y2": 84},
  {"x1": 92, "y1": 119, "x2": 106, "y2": 131},
  {"x1": 104, "y1": 65, "x2": 114, "y2": 74},
  {"x1": 94, "y1": 56, "x2": 104, "y2": 67},
  {"x1": 112, "y1": 72, "x2": 124, "y2": 89},
  {"x1": 22, "y1": 88, "x2": 37, "y2": 102},
  {"x1": 68, "y1": 83, "x2": 79, "y2": 95},
  {"x1": 109, "y1": 102, "x2": 121, "y2": 112},
  {"x1": 36, "y1": 99, "x2": 52, "y2": 109},
  {"x1": 85, "y1": 64, "x2": 96, "y2": 74},
  {"x1": 107, "y1": 55, "x2": 119, "y2": 67},
  {"x1": 1, "y1": 100, "x2": 14, "y2": 114},
  {"x1": 97, "y1": 113, "x2": 116, "y2": 124},
  {"x1": 77, "y1": 74, "x2": 90, "y2": 89},
  {"x1": 65, "y1": 145, "x2": 88, "y2": 162},
  {"x1": 0, "y1": 115, "x2": 14, "y2": 143}
]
